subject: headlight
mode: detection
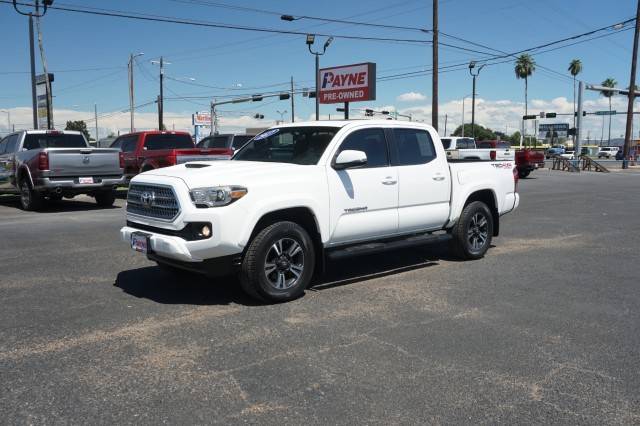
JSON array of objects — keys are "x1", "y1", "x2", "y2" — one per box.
[{"x1": 190, "y1": 186, "x2": 247, "y2": 207}]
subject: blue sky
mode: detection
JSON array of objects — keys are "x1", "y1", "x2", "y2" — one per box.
[{"x1": 0, "y1": 0, "x2": 637, "y2": 139}]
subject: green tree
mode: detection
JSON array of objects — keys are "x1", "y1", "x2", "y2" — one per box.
[
  {"x1": 509, "y1": 131, "x2": 521, "y2": 145},
  {"x1": 452, "y1": 124, "x2": 496, "y2": 141},
  {"x1": 515, "y1": 54, "x2": 536, "y2": 116},
  {"x1": 65, "y1": 120, "x2": 91, "y2": 141},
  {"x1": 568, "y1": 59, "x2": 582, "y2": 130},
  {"x1": 600, "y1": 77, "x2": 617, "y2": 145}
]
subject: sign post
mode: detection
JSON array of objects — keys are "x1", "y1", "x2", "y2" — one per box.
[
  {"x1": 36, "y1": 73, "x2": 54, "y2": 130},
  {"x1": 318, "y1": 63, "x2": 376, "y2": 105},
  {"x1": 192, "y1": 111, "x2": 212, "y2": 143}
]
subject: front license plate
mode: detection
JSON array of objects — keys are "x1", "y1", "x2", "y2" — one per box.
[
  {"x1": 131, "y1": 232, "x2": 150, "y2": 254},
  {"x1": 79, "y1": 177, "x2": 94, "y2": 184}
]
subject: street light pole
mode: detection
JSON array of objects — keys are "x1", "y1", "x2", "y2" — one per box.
[
  {"x1": 432, "y1": 0, "x2": 438, "y2": 132},
  {"x1": 469, "y1": 62, "x2": 485, "y2": 139},
  {"x1": 151, "y1": 57, "x2": 170, "y2": 130},
  {"x1": 306, "y1": 34, "x2": 333, "y2": 121}
]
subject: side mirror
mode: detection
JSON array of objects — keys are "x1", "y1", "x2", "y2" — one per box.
[{"x1": 334, "y1": 150, "x2": 367, "y2": 170}]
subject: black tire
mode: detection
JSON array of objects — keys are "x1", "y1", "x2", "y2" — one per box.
[
  {"x1": 450, "y1": 201, "x2": 494, "y2": 260},
  {"x1": 95, "y1": 190, "x2": 116, "y2": 207},
  {"x1": 240, "y1": 221, "x2": 315, "y2": 303},
  {"x1": 518, "y1": 170, "x2": 530, "y2": 179},
  {"x1": 19, "y1": 179, "x2": 44, "y2": 211}
]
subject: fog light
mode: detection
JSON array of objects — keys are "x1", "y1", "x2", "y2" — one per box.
[{"x1": 200, "y1": 225, "x2": 211, "y2": 238}]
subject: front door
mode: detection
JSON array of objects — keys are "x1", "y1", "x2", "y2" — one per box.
[{"x1": 327, "y1": 127, "x2": 398, "y2": 245}]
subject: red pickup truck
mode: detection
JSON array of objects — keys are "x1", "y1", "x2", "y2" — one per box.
[
  {"x1": 515, "y1": 148, "x2": 545, "y2": 178},
  {"x1": 110, "y1": 131, "x2": 232, "y2": 181}
]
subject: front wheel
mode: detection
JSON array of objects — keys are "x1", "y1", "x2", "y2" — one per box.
[
  {"x1": 518, "y1": 170, "x2": 530, "y2": 179},
  {"x1": 240, "y1": 221, "x2": 315, "y2": 303},
  {"x1": 95, "y1": 190, "x2": 116, "y2": 207},
  {"x1": 450, "y1": 201, "x2": 494, "y2": 260},
  {"x1": 19, "y1": 179, "x2": 44, "y2": 211}
]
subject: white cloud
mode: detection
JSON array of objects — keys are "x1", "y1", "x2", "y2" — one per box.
[{"x1": 396, "y1": 92, "x2": 427, "y2": 102}]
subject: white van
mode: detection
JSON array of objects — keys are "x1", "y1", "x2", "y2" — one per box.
[{"x1": 598, "y1": 146, "x2": 619, "y2": 159}]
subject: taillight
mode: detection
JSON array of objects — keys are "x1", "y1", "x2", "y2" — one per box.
[
  {"x1": 490, "y1": 150, "x2": 496, "y2": 160},
  {"x1": 38, "y1": 151, "x2": 49, "y2": 170},
  {"x1": 513, "y1": 166, "x2": 519, "y2": 191},
  {"x1": 118, "y1": 151, "x2": 125, "y2": 169}
]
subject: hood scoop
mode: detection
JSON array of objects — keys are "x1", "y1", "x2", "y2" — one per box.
[{"x1": 185, "y1": 163, "x2": 211, "y2": 169}]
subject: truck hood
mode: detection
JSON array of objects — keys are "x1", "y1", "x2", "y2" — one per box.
[{"x1": 137, "y1": 160, "x2": 315, "y2": 188}]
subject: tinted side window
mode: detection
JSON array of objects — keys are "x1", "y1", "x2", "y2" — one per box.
[
  {"x1": 441, "y1": 138, "x2": 451, "y2": 149},
  {"x1": 110, "y1": 138, "x2": 123, "y2": 149},
  {"x1": 144, "y1": 134, "x2": 194, "y2": 150},
  {"x1": 5, "y1": 135, "x2": 19, "y2": 153},
  {"x1": 122, "y1": 136, "x2": 138, "y2": 152},
  {"x1": 337, "y1": 128, "x2": 388, "y2": 168},
  {"x1": 393, "y1": 128, "x2": 436, "y2": 166},
  {"x1": 232, "y1": 135, "x2": 253, "y2": 149},
  {"x1": 0, "y1": 138, "x2": 7, "y2": 154}
]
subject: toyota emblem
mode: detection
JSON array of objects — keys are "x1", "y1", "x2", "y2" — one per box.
[{"x1": 140, "y1": 191, "x2": 155, "y2": 208}]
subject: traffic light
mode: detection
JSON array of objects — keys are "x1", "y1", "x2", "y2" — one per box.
[
  {"x1": 523, "y1": 115, "x2": 537, "y2": 120},
  {"x1": 336, "y1": 107, "x2": 345, "y2": 112},
  {"x1": 254, "y1": 114, "x2": 264, "y2": 119},
  {"x1": 568, "y1": 128, "x2": 576, "y2": 136},
  {"x1": 365, "y1": 109, "x2": 374, "y2": 116},
  {"x1": 545, "y1": 112, "x2": 557, "y2": 118},
  {"x1": 575, "y1": 111, "x2": 587, "y2": 116},
  {"x1": 279, "y1": 93, "x2": 290, "y2": 100},
  {"x1": 252, "y1": 94, "x2": 263, "y2": 102},
  {"x1": 308, "y1": 91, "x2": 316, "y2": 99}
]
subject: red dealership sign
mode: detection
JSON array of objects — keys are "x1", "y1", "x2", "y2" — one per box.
[{"x1": 318, "y1": 62, "x2": 376, "y2": 104}]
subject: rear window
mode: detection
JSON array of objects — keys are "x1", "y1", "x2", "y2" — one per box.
[
  {"x1": 144, "y1": 134, "x2": 194, "y2": 150},
  {"x1": 197, "y1": 136, "x2": 229, "y2": 149},
  {"x1": 441, "y1": 138, "x2": 452, "y2": 149},
  {"x1": 23, "y1": 133, "x2": 87, "y2": 150},
  {"x1": 232, "y1": 135, "x2": 254, "y2": 149}
]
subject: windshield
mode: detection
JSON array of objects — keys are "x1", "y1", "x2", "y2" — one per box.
[
  {"x1": 144, "y1": 134, "x2": 194, "y2": 150},
  {"x1": 441, "y1": 138, "x2": 451, "y2": 149},
  {"x1": 23, "y1": 133, "x2": 87, "y2": 150},
  {"x1": 233, "y1": 126, "x2": 340, "y2": 165}
]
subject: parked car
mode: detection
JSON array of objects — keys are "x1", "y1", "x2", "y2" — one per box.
[
  {"x1": 442, "y1": 137, "x2": 486, "y2": 160},
  {"x1": 515, "y1": 148, "x2": 545, "y2": 178},
  {"x1": 598, "y1": 146, "x2": 620, "y2": 159},
  {"x1": 121, "y1": 120, "x2": 519, "y2": 303},
  {"x1": 560, "y1": 150, "x2": 575, "y2": 160},
  {"x1": 545, "y1": 146, "x2": 566, "y2": 159},
  {"x1": 196, "y1": 133, "x2": 256, "y2": 152},
  {"x1": 476, "y1": 140, "x2": 515, "y2": 161},
  {"x1": 0, "y1": 130, "x2": 125, "y2": 210},
  {"x1": 110, "y1": 131, "x2": 233, "y2": 182}
]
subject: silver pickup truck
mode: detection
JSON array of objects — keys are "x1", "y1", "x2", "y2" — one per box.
[{"x1": 0, "y1": 130, "x2": 125, "y2": 210}]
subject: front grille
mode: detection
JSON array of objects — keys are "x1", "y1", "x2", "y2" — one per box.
[{"x1": 127, "y1": 183, "x2": 180, "y2": 221}]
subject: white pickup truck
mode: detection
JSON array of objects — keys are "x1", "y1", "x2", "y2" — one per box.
[
  {"x1": 442, "y1": 137, "x2": 514, "y2": 161},
  {"x1": 121, "y1": 121, "x2": 519, "y2": 302}
]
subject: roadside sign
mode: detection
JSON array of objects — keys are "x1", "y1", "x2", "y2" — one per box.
[
  {"x1": 539, "y1": 123, "x2": 569, "y2": 139},
  {"x1": 595, "y1": 110, "x2": 616, "y2": 116},
  {"x1": 192, "y1": 111, "x2": 211, "y2": 125},
  {"x1": 318, "y1": 62, "x2": 376, "y2": 104},
  {"x1": 36, "y1": 73, "x2": 54, "y2": 130}
]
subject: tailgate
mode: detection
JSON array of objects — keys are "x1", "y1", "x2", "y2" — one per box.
[
  {"x1": 175, "y1": 148, "x2": 232, "y2": 164},
  {"x1": 47, "y1": 148, "x2": 122, "y2": 176}
]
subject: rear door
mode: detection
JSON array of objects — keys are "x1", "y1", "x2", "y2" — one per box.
[
  {"x1": 120, "y1": 135, "x2": 140, "y2": 176},
  {"x1": 391, "y1": 127, "x2": 451, "y2": 233},
  {"x1": 0, "y1": 136, "x2": 13, "y2": 189},
  {"x1": 327, "y1": 127, "x2": 398, "y2": 245}
]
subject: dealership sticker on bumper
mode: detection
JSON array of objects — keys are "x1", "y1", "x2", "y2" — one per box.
[
  {"x1": 131, "y1": 232, "x2": 150, "y2": 254},
  {"x1": 78, "y1": 177, "x2": 94, "y2": 184}
]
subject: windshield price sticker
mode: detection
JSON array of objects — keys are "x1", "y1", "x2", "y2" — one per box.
[{"x1": 254, "y1": 129, "x2": 280, "y2": 140}]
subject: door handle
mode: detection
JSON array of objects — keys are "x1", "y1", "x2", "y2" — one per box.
[
  {"x1": 432, "y1": 175, "x2": 446, "y2": 181},
  {"x1": 382, "y1": 178, "x2": 397, "y2": 185}
]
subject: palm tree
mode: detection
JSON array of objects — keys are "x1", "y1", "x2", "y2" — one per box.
[
  {"x1": 515, "y1": 54, "x2": 536, "y2": 147},
  {"x1": 568, "y1": 59, "x2": 582, "y2": 131},
  {"x1": 600, "y1": 78, "x2": 617, "y2": 145}
]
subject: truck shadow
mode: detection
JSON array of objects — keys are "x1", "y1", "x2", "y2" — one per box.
[
  {"x1": 113, "y1": 244, "x2": 468, "y2": 306},
  {"x1": 0, "y1": 195, "x2": 120, "y2": 212}
]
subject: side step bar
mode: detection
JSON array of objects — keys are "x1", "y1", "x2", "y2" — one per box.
[{"x1": 327, "y1": 232, "x2": 451, "y2": 260}]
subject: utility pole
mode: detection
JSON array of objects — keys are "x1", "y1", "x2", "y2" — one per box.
[
  {"x1": 444, "y1": 113, "x2": 448, "y2": 136},
  {"x1": 29, "y1": 10, "x2": 37, "y2": 129},
  {"x1": 623, "y1": 0, "x2": 640, "y2": 169},
  {"x1": 290, "y1": 76, "x2": 295, "y2": 123},
  {"x1": 128, "y1": 52, "x2": 144, "y2": 132},
  {"x1": 469, "y1": 62, "x2": 485, "y2": 139},
  {"x1": 94, "y1": 103, "x2": 98, "y2": 143},
  {"x1": 432, "y1": 0, "x2": 438, "y2": 131},
  {"x1": 159, "y1": 56, "x2": 164, "y2": 130},
  {"x1": 576, "y1": 81, "x2": 584, "y2": 163}
]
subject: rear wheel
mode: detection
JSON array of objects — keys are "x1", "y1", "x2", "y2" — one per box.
[
  {"x1": 518, "y1": 170, "x2": 530, "y2": 179},
  {"x1": 19, "y1": 179, "x2": 44, "y2": 211},
  {"x1": 450, "y1": 201, "x2": 494, "y2": 260},
  {"x1": 240, "y1": 221, "x2": 315, "y2": 303},
  {"x1": 95, "y1": 190, "x2": 116, "y2": 207}
]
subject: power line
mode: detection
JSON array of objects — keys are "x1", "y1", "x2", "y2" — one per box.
[{"x1": 2, "y1": 1, "x2": 431, "y2": 44}]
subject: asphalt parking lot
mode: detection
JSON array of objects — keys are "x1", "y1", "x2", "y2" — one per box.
[{"x1": 1, "y1": 169, "x2": 640, "y2": 424}]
